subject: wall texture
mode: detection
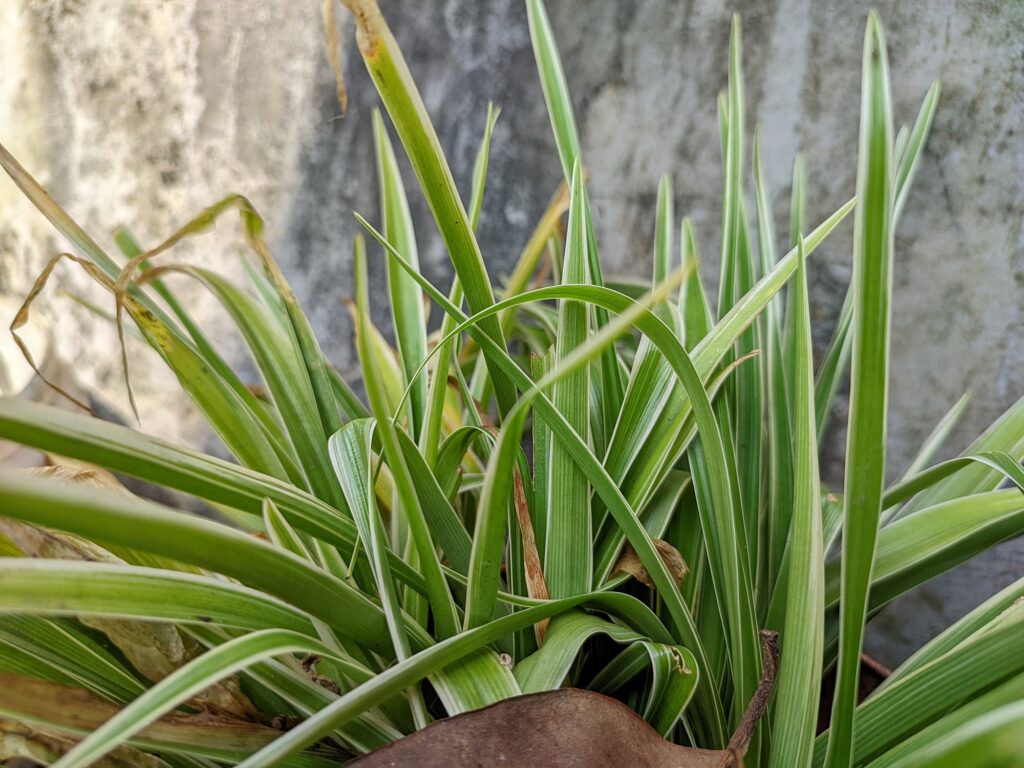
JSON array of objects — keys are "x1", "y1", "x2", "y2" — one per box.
[{"x1": 0, "y1": 0, "x2": 1021, "y2": 664}]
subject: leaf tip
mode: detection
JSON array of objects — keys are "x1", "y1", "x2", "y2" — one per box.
[{"x1": 865, "y1": 10, "x2": 887, "y2": 60}]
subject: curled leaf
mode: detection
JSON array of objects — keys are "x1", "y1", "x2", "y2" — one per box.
[
  {"x1": 615, "y1": 539, "x2": 688, "y2": 589},
  {"x1": 9, "y1": 253, "x2": 95, "y2": 414}
]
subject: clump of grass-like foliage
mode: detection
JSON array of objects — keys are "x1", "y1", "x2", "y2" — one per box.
[{"x1": 0, "y1": 1, "x2": 1022, "y2": 766}]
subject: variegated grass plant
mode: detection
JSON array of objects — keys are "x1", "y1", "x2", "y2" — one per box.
[{"x1": 0, "y1": 1, "x2": 1022, "y2": 766}]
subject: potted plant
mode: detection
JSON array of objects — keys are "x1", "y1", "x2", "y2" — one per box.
[{"x1": 0, "y1": 1, "x2": 1021, "y2": 766}]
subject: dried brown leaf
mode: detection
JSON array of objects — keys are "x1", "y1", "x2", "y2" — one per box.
[
  {"x1": 9, "y1": 253, "x2": 95, "y2": 414},
  {"x1": 322, "y1": 0, "x2": 349, "y2": 117},
  {"x1": 513, "y1": 464, "x2": 550, "y2": 644},
  {"x1": 614, "y1": 539, "x2": 688, "y2": 589},
  {"x1": 0, "y1": 717, "x2": 164, "y2": 768},
  {"x1": 10, "y1": 466, "x2": 260, "y2": 721},
  {"x1": 351, "y1": 631, "x2": 780, "y2": 768},
  {"x1": 0, "y1": 673, "x2": 344, "y2": 760}
]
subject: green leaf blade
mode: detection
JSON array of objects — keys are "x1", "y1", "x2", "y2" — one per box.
[
  {"x1": 544, "y1": 161, "x2": 593, "y2": 600},
  {"x1": 824, "y1": 14, "x2": 896, "y2": 767},
  {"x1": 373, "y1": 110, "x2": 429, "y2": 440},
  {"x1": 769, "y1": 238, "x2": 825, "y2": 767},
  {"x1": 345, "y1": 1, "x2": 516, "y2": 415}
]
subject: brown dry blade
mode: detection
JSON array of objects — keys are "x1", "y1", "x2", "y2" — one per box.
[
  {"x1": 11, "y1": 466, "x2": 261, "y2": 721},
  {"x1": 113, "y1": 195, "x2": 252, "y2": 299},
  {"x1": 322, "y1": 0, "x2": 349, "y2": 118},
  {"x1": 351, "y1": 630, "x2": 779, "y2": 768},
  {"x1": 531, "y1": 245, "x2": 553, "y2": 290},
  {"x1": 0, "y1": 673, "x2": 345, "y2": 761},
  {"x1": 134, "y1": 264, "x2": 189, "y2": 287},
  {"x1": 512, "y1": 463, "x2": 550, "y2": 644},
  {"x1": 110, "y1": 194, "x2": 249, "y2": 421},
  {"x1": 110, "y1": 193, "x2": 289, "y2": 330},
  {"x1": 464, "y1": 414, "x2": 549, "y2": 644},
  {"x1": 615, "y1": 539, "x2": 688, "y2": 589},
  {"x1": 0, "y1": 717, "x2": 164, "y2": 768},
  {"x1": 10, "y1": 252, "x2": 94, "y2": 414},
  {"x1": 247, "y1": 382, "x2": 270, "y2": 399},
  {"x1": 110, "y1": 193, "x2": 300, "y2": 425},
  {"x1": 859, "y1": 651, "x2": 893, "y2": 679},
  {"x1": 24, "y1": 464, "x2": 126, "y2": 493},
  {"x1": 1, "y1": 467, "x2": 126, "y2": 563}
]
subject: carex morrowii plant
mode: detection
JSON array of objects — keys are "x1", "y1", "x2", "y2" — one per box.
[{"x1": 1, "y1": 1, "x2": 1022, "y2": 766}]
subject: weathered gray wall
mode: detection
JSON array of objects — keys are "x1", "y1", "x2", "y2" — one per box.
[{"x1": 1, "y1": 0, "x2": 1022, "y2": 664}]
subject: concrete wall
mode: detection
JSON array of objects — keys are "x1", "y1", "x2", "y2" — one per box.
[{"x1": 1, "y1": 0, "x2": 1021, "y2": 664}]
